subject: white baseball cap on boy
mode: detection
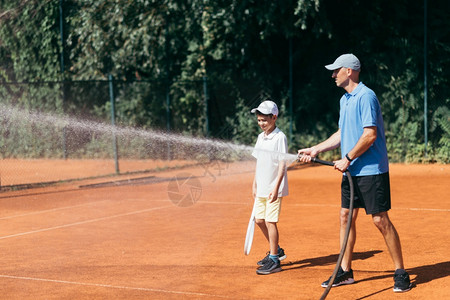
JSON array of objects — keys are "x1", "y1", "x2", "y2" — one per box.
[
  {"x1": 251, "y1": 100, "x2": 279, "y2": 116},
  {"x1": 325, "y1": 53, "x2": 361, "y2": 71}
]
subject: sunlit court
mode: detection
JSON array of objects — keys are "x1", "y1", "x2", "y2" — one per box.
[{"x1": 0, "y1": 159, "x2": 448, "y2": 299}]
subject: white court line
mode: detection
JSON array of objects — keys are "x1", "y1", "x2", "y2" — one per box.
[
  {"x1": 0, "y1": 200, "x2": 111, "y2": 220},
  {"x1": 393, "y1": 207, "x2": 450, "y2": 212},
  {"x1": 201, "y1": 201, "x2": 450, "y2": 212},
  {"x1": 1, "y1": 200, "x2": 447, "y2": 241},
  {"x1": 288, "y1": 203, "x2": 450, "y2": 212},
  {"x1": 0, "y1": 199, "x2": 172, "y2": 220},
  {"x1": 0, "y1": 205, "x2": 173, "y2": 240},
  {"x1": 0, "y1": 274, "x2": 233, "y2": 299}
]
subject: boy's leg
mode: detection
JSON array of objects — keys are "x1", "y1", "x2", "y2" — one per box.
[
  {"x1": 265, "y1": 196, "x2": 282, "y2": 256},
  {"x1": 255, "y1": 218, "x2": 269, "y2": 242},
  {"x1": 256, "y1": 222, "x2": 282, "y2": 275},
  {"x1": 256, "y1": 197, "x2": 283, "y2": 275},
  {"x1": 255, "y1": 196, "x2": 282, "y2": 247},
  {"x1": 266, "y1": 221, "x2": 279, "y2": 256},
  {"x1": 256, "y1": 219, "x2": 286, "y2": 266},
  {"x1": 254, "y1": 197, "x2": 270, "y2": 241},
  {"x1": 255, "y1": 219, "x2": 272, "y2": 267}
]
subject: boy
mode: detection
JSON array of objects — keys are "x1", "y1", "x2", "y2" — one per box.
[{"x1": 251, "y1": 100, "x2": 289, "y2": 275}]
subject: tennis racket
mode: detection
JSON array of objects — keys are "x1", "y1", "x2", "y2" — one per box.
[{"x1": 244, "y1": 198, "x2": 256, "y2": 255}]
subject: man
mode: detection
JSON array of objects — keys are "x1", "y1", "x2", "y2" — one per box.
[{"x1": 298, "y1": 54, "x2": 412, "y2": 292}]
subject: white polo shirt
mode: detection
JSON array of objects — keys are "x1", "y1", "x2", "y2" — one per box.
[{"x1": 252, "y1": 127, "x2": 289, "y2": 198}]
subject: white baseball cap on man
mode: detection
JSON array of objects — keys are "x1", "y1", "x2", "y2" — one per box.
[
  {"x1": 251, "y1": 100, "x2": 279, "y2": 116},
  {"x1": 325, "y1": 54, "x2": 361, "y2": 71}
]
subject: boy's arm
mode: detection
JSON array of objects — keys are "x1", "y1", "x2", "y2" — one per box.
[
  {"x1": 268, "y1": 160, "x2": 286, "y2": 203},
  {"x1": 252, "y1": 176, "x2": 257, "y2": 199}
]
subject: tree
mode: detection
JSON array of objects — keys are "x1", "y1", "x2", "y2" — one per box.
[{"x1": 0, "y1": 0, "x2": 447, "y2": 162}]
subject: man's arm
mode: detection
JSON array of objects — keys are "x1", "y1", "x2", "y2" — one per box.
[
  {"x1": 334, "y1": 126, "x2": 377, "y2": 172},
  {"x1": 298, "y1": 129, "x2": 341, "y2": 162}
]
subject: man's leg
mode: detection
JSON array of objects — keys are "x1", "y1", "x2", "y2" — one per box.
[
  {"x1": 372, "y1": 211, "x2": 404, "y2": 269},
  {"x1": 321, "y1": 207, "x2": 358, "y2": 287},
  {"x1": 340, "y1": 207, "x2": 359, "y2": 271},
  {"x1": 372, "y1": 211, "x2": 411, "y2": 292}
]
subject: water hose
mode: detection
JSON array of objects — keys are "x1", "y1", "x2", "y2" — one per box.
[{"x1": 307, "y1": 157, "x2": 354, "y2": 300}]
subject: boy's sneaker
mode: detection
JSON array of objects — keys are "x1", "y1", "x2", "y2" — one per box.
[
  {"x1": 278, "y1": 248, "x2": 287, "y2": 260},
  {"x1": 256, "y1": 258, "x2": 281, "y2": 275},
  {"x1": 257, "y1": 248, "x2": 286, "y2": 266},
  {"x1": 393, "y1": 269, "x2": 412, "y2": 292},
  {"x1": 321, "y1": 266, "x2": 355, "y2": 287}
]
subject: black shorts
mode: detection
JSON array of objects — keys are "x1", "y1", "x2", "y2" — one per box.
[{"x1": 341, "y1": 172, "x2": 391, "y2": 215}]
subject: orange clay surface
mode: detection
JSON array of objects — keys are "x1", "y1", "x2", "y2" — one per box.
[
  {"x1": 0, "y1": 158, "x2": 196, "y2": 186},
  {"x1": 0, "y1": 160, "x2": 448, "y2": 299}
]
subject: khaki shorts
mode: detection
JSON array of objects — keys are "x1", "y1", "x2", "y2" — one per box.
[{"x1": 254, "y1": 197, "x2": 283, "y2": 223}]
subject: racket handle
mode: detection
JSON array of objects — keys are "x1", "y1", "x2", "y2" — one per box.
[{"x1": 311, "y1": 157, "x2": 334, "y2": 167}]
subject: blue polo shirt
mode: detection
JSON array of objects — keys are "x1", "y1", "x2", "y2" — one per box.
[{"x1": 338, "y1": 82, "x2": 389, "y2": 176}]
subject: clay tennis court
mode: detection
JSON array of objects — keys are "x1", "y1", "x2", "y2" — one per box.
[{"x1": 0, "y1": 160, "x2": 448, "y2": 299}]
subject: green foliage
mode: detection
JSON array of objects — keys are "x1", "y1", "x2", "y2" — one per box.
[
  {"x1": 170, "y1": 80, "x2": 206, "y2": 135},
  {"x1": 382, "y1": 71, "x2": 421, "y2": 162},
  {"x1": 0, "y1": 0, "x2": 64, "y2": 121},
  {"x1": 225, "y1": 98, "x2": 260, "y2": 146},
  {"x1": 67, "y1": 0, "x2": 167, "y2": 79},
  {"x1": 92, "y1": 81, "x2": 165, "y2": 129},
  {"x1": 430, "y1": 106, "x2": 450, "y2": 163},
  {"x1": 0, "y1": 0, "x2": 448, "y2": 164},
  {"x1": 0, "y1": 0, "x2": 61, "y2": 81}
]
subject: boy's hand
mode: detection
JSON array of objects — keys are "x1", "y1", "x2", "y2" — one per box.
[{"x1": 268, "y1": 189, "x2": 279, "y2": 203}]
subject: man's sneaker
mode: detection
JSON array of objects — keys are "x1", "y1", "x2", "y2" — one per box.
[
  {"x1": 393, "y1": 269, "x2": 412, "y2": 292},
  {"x1": 256, "y1": 258, "x2": 281, "y2": 275},
  {"x1": 321, "y1": 267, "x2": 355, "y2": 287},
  {"x1": 257, "y1": 248, "x2": 286, "y2": 266}
]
